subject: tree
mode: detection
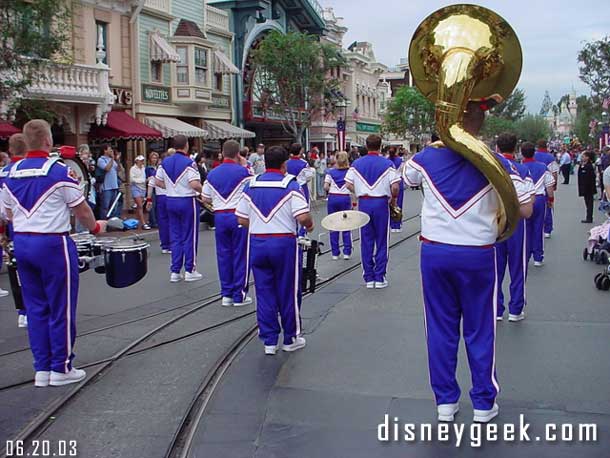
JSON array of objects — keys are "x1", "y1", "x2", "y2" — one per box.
[
  {"x1": 490, "y1": 88, "x2": 526, "y2": 121},
  {"x1": 381, "y1": 86, "x2": 435, "y2": 140},
  {"x1": 515, "y1": 115, "x2": 551, "y2": 143},
  {"x1": 578, "y1": 36, "x2": 610, "y2": 102},
  {"x1": 0, "y1": 0, "x2": 73, "y2": 118},
  {"x1": 481, "y1": 115, "x2": 516, "y2": 140},
  {"x1": 250, "y1": 30, "x2": 345, "y2": 142}
]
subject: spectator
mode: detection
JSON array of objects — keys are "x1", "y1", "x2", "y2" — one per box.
[
  {"x1": 74, "y1": 145, "x2": 97, "y2": 232},
  {"x1": 249, "y1": 143, "x2": 266, "y2": 174},
  {"x1": 96, "y1": 144, "x2": 119, "y2": 219},
  {"x1": 212, "y1": 152, "x2": 223, "y2": 169},
  {"x1": 115, "y1": 150, "x2": 126, "y2": 217},
  {"x1": 145, "y1": 152, "x2": 160, "y2": 227},
  {"x1": 314, "y1": 151, "x2": 327, "y2": 199},
  {"x1": 0, "y1": 152, "x2": 10, "y2": 167},
  {"x1": 130, "y1": 155, "x2": 150, "y2": 230},
  {"x1": 599, "y1": 147, "x2": 610, "y2": 199},
  {"x1": 559, "y1": 149, "x2": 572, "y2": 184},
  {"x1": 349, "y1": 146, "x2": 359, "y2": 163},
  {"x1": 578, "y1": 152, "x2": 597, "y2": 223},
  {"x1": 196, "y1": 152, "x2": 215, "y2": 230}
]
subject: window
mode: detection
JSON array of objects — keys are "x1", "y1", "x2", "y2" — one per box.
[
  {"x1": 176, "y1": 46, "x2": 188, "y2": 85},
  {"x1": 96, "y1": 21, "x2": 108, "y2": 65},
  {"x1": 151, "y1": 62, "x2": 162, "y2": 83},
  {"x1": 194, "y1": 47, "x2": 208, "y2": 85},
  {"x1": 214, "y1": 73, "x2": 223, "y2": 92}
]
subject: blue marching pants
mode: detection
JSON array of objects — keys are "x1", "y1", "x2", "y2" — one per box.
[
  {"x1": 421, "y1": 242, "x2": 499, "y2": 410},
  {"x1": 14, "y1": 234, "x2": 79, "y2": 373},
  {"x1": 358, "y1": 197, "x2": 390, "y2": 283},
  {"x1": 250, "y1": 236, "x2": 301, "y2": 346},
  {"x1": 390, "y1": 183, "x2": 404, "y2": 230},
  {"x1": 527, "y1": 195, "x2": 546, "y2": 263},
  {"x1": 167, "y1": 196, "x2": 200, "y2": 274},
  {"x1": 544, "y1": 200, "x2": 553, "y2": 234},
  {"x1": 215, "y1": 212, "x2": 250, "y2": 302},
  {"x1": 156, "y1": 194, "x2": 170, "y2": 251},
  {"x1": 496, "y1": 219, "x2": 526, "y2": 317},
  {"x1": 327, "y1": 195, "x2": 353, "y2": 257}
]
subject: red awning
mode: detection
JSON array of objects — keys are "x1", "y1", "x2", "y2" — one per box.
[
  {"x1": 0, "y1": 122, "x2": 21, "y2": 140},
  {"x1": 89, "y1": 111, "x2": 162, "y2": 141}
]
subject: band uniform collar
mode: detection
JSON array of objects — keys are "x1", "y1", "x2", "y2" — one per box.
[
  {"x1": 522, "y1": 158, "x2": 536, "y2": 163},
  {"x1": 502, "y1": 153, "x2": 515, "y2": 160},
  {"x1": 25, "y1": 150, "x2": 50, "y2": 159},
  {"x1": 266, "y1": 168, "x2": 285, "y2": 175},
  {"x1": 222, "y1": 159, "x2": 237, "y2": 164},
  {"x1": 367, "y1": 151, "x2": 380, "y2": 156}
]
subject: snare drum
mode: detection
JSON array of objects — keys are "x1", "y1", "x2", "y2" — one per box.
[
  {"x1": 71, "y1": 233, "x2": 96, "y2": 272},
  {"x1": 92, "y1": 237, "x2": 117, "y2": 273},
  {"x1": 103, "y1": 239, "x2": 150, "y2": 288}
]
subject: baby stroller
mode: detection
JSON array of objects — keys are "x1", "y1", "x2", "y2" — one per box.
[{"x1": 584, "y1": 200, "x2": 610, "y2": 265}]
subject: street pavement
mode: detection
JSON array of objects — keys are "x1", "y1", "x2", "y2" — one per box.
[{"x1": 191, "y1": 180, "x2": 610, "y2": 457}]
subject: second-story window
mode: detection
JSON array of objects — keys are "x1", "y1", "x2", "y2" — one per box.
[
  {"x1": 194, "y1": 47, "x2": 208, "y2": 85},
  {"x1": 96, "y1": 21, "x2": 108, "y2": 65},
  {"x1": 214, "y1": 73, "x2": 223, "y2": 92},
  {"x1": 176, "y1": 46, "x2": 188, "y2": 85},
  {"x1": 151, "y1": 62, "x2": 162, "y2": 83}
]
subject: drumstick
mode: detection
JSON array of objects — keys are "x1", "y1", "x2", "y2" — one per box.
[{"x1": 106, "y1": 191, "x2": 123, "y2": 219}]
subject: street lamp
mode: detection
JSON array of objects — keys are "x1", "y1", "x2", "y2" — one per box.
[{"x1": 335, "y1": 98, "x2": 348, "y2": 151}]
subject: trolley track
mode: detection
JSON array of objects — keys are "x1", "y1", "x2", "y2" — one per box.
[{"x1": 2, "y1": 214, "x2": 421, "y2": 458}]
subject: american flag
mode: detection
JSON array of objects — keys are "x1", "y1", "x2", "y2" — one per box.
[{"x1": 336, "y1": 119, "x2": 346, "y2": 151}]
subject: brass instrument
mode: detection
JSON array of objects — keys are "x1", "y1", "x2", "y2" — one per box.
[
  {"x1": 409, "y1": 4, "x2": 522, "y2": 240},
  {"x1": 389, "y1": 204, "x2": 403, "y2": 224}
]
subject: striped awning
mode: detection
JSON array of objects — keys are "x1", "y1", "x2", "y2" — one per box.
[
  {"x1": 144, "y1": 116, "x2": 208, "y2": 138},
  {"x1": 203, "y1": 120, "x2": 255, "y2": 140},
  {"x1": 214, "y1": 50, "x2": 239, "y2": 74},
  {"x1": 150, "y1": 31, "x2": 180, "y2": 63}
]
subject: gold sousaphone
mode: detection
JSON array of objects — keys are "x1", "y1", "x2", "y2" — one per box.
[{"x1": 409, "y1": 4, "x2": 523, "y2": 240}]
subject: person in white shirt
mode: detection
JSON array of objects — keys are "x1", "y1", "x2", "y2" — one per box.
[
  {"x1": 130, "y1": 155, "x2": 150, "y2": 230},
  {"x1": 248, "y1": 143, "x2": 266, "y2": 175},
  {"x1": 559, "y1": 150, "x2": 572, "y2": 184}
]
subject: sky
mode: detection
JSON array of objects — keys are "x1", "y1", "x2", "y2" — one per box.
[{"x1": 322, "y1": 0, "x2": 609, "y2": 113}]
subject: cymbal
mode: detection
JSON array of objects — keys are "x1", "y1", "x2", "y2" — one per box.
[{"x1": 321, "y1": 210, "x2": 370, "y2": 232}]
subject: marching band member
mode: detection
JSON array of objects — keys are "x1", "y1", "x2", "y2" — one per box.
[
  {"x1": 403, "y1": 103, "x2": 533, "y2": 423},
  {"x1": 147, "y1": 149, "x2": 173, "y2": 254},
  {"x1": 202, "y1": 140, "x2": 253, "y2": 307},
  {"x1": 389, "y1": 148, "x2": 405, "y2": 233},
  {"x1": 521, "y1": 142, "x2": 555, "y2": 266},
  {"x1": 495, "y1": 133, "x2": 535, "y2": 322},
  {"x1": 324, "y1": 151, "x2": 353, "y2": 260},
  {"x1": 286, "y1": 143, "x2": 314, "y2": 203},
  {"x1": 345, "y1": 134, "x2": 400, "y2": 289},
  {"x1": 2, "y1": 120, "x2": 107, "y2": 387},
  {"x1": 236, "y1": 146, "x2": 314, "y2": 355},
  {"x1": 534, "y1": 140, "x2": 559, "y2": 238},
  {"x1": 155, "y1": 136, "x2": 203, "y2": 283}
]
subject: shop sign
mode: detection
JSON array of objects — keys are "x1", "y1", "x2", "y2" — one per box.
[
  {"x1": 356, "y1": 122, "x2": 380, "y2": 133},
  {"x1": 142, "y1": 84, "x2": 171, "y2": 104},
  {"x1": 111, "y1": 87, "x2": 133, "y2": 107}
]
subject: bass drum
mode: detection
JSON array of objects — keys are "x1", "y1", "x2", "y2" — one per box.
[{"x1": 61, "y1": 156, "x2": 91, "y2": 202}]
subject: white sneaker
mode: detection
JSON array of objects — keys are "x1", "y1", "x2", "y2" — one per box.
[
  {"x1": 343, "y1": 254, "x2": 351, "y2": 260},
  {"x1": 170, "y1": 273, "x2": 182, "y2": 283},
  {"x1": 234, "y1": 296, "x2": 253, "y2": 307},
  {"x1": 508, "y1": 312, "x2": 525, "y2": 322},
  {"x1": 395, "y1": 228, "x2": 403, "y2": 233},
  {"x1": 221, "y1": 297, "x2": 234, "y2": 307},
  {"x1": 282, "y1": 336, "x2": 307, "y2": 352},
  {"x1": 264, "y1": 344, "x2": 279, "y2": 355},
  {"x1": 496, "y1": 316, "x2": 503, "y2": 321},
  {"x1": 18, "y1": 314, "x2": 28, "y2": 328},
  {"x1": 161, "y1": 249, "x2": 171, "y2": 254},
  {"x1": 332, "y1": 255, "x2": 339, "y2": 261},
  {"x1": 437, "y1": 403, "x2": 459, "y2": 422},
  {"x1": 473, "y1": 403, "x2": 499, "y2": 423},
  {"x1": 533, "y1": 261, "x2": 543, "y2": 267},
  {"x1": 34, "y1": 371, "x2": 50, "y2": 388},
  {"x1": 49, "y1": 368, "x2": 86, "y2": 386},
  {"x1": 374, "y1": 279, "x2": 388, "y2": 289},
  {"x1": 366, "y1": 281, "x2": 375, "y2": 289},
  {"x1": 0, "y1": 288, "x2": 9, "y2": 297},
  {"x1": 544, "y1": 233, "x2": 551, "y2": 239},
  {"x1": 184, "y1": 271, "x2": 203, "y2": 282}
]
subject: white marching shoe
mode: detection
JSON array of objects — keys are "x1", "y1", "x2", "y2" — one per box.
[
  {"x1": 437, "y1": 403, "x2": 459, "y2": 422},
  {"x1": 332, "y1": 255, "x2": 339, "y2": 261},
  {"x1": 366, "y1": 281, "x2": 375, "y2": 289},
  {"x1": 508, "y1": 312, "x2": 525, "y2": 322},
  {"x1": 496, "y1": 316, "x2": 503, "y2": 322},
  {"x1": 343, "y1": 254, "x2": 351, "y2": 260},
  {"x1": 533, "y1": 261, "x2": 544, "y2": 267},
  {"x1": 161, "y1": 249, "x2": 171, "y2": 254},
  {"x1": 544, "y1": 233, "x2": 551, "y2": 239},
  {"x1": 473, "y1": 403, "x2": 499, "y2": 423},
  {"x1": 264, "y1": 344, "x2": 279, "y2": 355},
  {"x1": 221, "y1": 297, "x2": 234, "y2": 307},
  {"x1": 50, "y1": 368, "x2": 86, "y2": 386},
  {"x1": 234, "y1": 296, "x2": 253, "y2": 307},
  {"x1": 34, "y1": 371, "x2": 50, "y2": 388},
  {"x1": 184, "y1": 271, "x2": 203, "y2": 282},
  {"x1": 0, "y1": 288, "x2": 9, "y2": 297},
  {"x1": 18, "y1": 314, "x2": 28, "y2": 328},
  {"x1": 170, "y1": 273, "x2": 182, "y2": 283},
  {"x1": 282, "y1": 336, "x2": 307, "y2": 352},
  {"x1": 374, "y1": 279, "x2": 388, "y2": 289}
]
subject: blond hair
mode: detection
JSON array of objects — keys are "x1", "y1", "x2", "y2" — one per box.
[
  {"x1": 335, "y1": 151, "x2": 349, "y2": 169},
  {"x1": 8, "y1": 133, "x2": 27, "y2": 156},
  {"x1": 23, "y1": 119, "x2": 52, "y2": 151}
]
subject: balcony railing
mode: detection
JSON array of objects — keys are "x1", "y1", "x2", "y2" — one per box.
[
  {"x1": 206, "y1": 5, "x2": 229, "y2": 32},
  {"x1": 144, "y1": 0, "x2": 171, "y2": 15}
]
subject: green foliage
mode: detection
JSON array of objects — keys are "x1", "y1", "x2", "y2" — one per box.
[
  {"x1": 578, "y1": 36, "x2": 610, "y2": 100},
  {"x1": 514, "y1": 115, "x2": 551, "y2": 143},
  {"x1": 0, "y1": 0, "x2": 73, "y2": 115},
  {"x1": 381, "y1": 86, "x2": 435, "y2": 140},
  {"x1": 481, "y1": 115, "x2": 516, "y2": 140},
  {"x1": 490, "y1": 88, "x2": 526, "y2": 121},
  {"x1": 251, "y1": 30, "x2": 346, "y2": 142}
]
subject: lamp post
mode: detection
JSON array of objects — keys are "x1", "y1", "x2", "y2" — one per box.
[{"x1": 336, "y1": 99, "x2": 348, "y2": 151}]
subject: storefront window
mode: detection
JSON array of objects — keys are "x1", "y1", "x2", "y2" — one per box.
[{"x1": 176, "y1": 46, "x2": 188, "y2": 85}]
